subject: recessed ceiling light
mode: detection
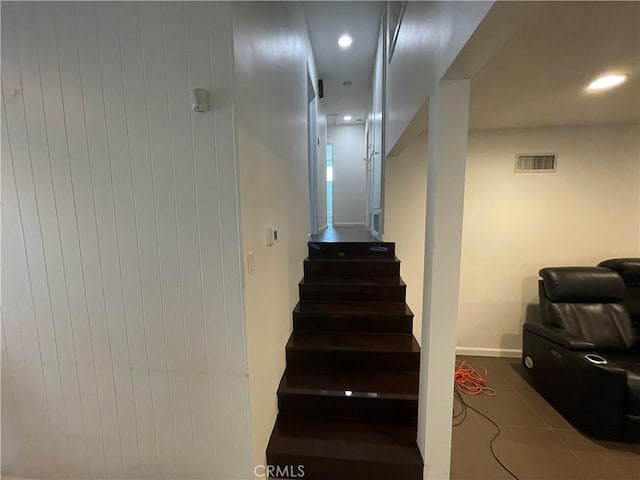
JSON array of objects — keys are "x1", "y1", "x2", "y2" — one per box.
[
  {"x1": 343, "y1": 115, "x2": 352, "y2": 121},
  {"x1": 587, "y1": 74, "x2": 628, "y2": 91},
  {"x1": 338, "y1": 35, "x2": 352, "y2": 48}
]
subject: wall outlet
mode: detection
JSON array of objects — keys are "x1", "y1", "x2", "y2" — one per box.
[{"x1": 266, "y1": 225, "x2": 278, "y2": 246}]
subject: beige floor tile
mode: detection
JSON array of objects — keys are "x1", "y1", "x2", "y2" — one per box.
[
  {"x1": 511, "y1": 384, "x2": 573, "y2": 431},
  {"x1": 484, "y1": 425, "x2": 596, "y2": 480},
  {"x1": 554, "y1": 429, "x2": 640, "y2": 480},
  {"x1": 460, "y1": 385, "x2": 547, "y2": 429}
]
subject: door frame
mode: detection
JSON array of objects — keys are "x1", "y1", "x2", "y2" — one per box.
[{"x1": 307, "y1": 66, "x2": 319, "y2": 235}]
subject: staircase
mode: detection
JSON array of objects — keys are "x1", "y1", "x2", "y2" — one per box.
[{"x1": 266, "y1": 239, "x2": 424, "y2": 479}]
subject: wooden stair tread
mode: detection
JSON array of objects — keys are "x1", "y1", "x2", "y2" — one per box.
[
  {"x1": 299, "y1": 277, "x2": 406, "y2": 286},
  {"x1": 307, "y1": 241, "x2": 396, "y2": 259},
  {"x1": 308, "y1": 241, "x2": 394, "y2": 246},
  {"x1": 304, "y1": 256, "x2": 400, "y2": 263},
  {"x1": 267, "y1": 416, "x2": 423, "y2": 466},
  {"x1": 279, "y1": 368, "x2": 419, "y2": 398},
  {"x1": 293, "y1": 301, "x2": 414, "y2": 334},
  {"x1": 294, "y1": 301, "x2": 412, "y2": 317},
  {"x1": 287, "y1": 332, "x2": 420, "y2": 353}
]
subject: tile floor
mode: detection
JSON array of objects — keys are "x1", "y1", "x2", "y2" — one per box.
[{"x1": 451, "y1": 355, "x2": 640, "y2": 480}]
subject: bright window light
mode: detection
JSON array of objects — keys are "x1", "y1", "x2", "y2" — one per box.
[
  {"x1": 338, "y1": 35, "x2": 352, "y2": 48},
  {"x1": 587, "y1": 74, "x2": 628, "y2": 91},
  {"x1": 343, "y1": 115, "x2": 352, "y2": 121}
]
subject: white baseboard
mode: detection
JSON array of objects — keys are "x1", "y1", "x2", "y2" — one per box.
[
  {"x1": 456, "y1": 347, "x2": 522, "y2": 358},
  {"x1": 332, "y1": 222, "x2": 366, "y2": 227}
]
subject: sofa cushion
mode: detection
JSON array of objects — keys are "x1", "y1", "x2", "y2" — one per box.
[
  {"x1": 547, "y1": 303, "x2": 638, "y2": 351},
  {"x1": 599, "y1": 259, "x2": 640, "y2": 324},
  {"x1": 599, "y1": 258, "x2": 640, "y2": 284},
  {"x1": 540, "y1": 267, "x2": 625, "y2": 303}
]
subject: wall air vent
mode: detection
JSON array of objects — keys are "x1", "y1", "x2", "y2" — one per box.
[{"x1": 515, "y1": 153, "x2": 557, "y2": 173}]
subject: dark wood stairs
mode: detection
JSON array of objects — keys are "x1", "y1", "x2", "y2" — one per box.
[{"x1": 266, "y1": 240, "x2": 424, "y2": 479}]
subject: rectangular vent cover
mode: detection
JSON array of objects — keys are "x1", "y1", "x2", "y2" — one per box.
[{"x1": 515, "y1": 153, "x2": 557, "y2": 172}]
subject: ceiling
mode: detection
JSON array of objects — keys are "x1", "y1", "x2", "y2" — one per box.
[
  {"x1": 468, "y1": 1, "x2": 640, "y2": 130},
  {"x1": 303, "y1": 1, "x2": 384, "y2": 127},
  {"x1": 304, "y1": 1, "x2": 639, "y2": 134}
]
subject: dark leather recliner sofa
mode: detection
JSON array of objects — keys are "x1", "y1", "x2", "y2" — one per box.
[
  {"x1": 522, "y1": 266, "x2": 640, "y2": 442},
  {"x1": 599, "y1": 258, "x2": 640, "y2": 326}
]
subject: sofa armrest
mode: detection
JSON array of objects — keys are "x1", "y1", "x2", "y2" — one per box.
[{"x1": 523, "y1": 322, "x2": 595, "y2": 351}]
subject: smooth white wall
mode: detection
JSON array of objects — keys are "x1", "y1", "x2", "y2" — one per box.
[
  {"x1": 384, "y1": 134, "x2": 428, "y2": 344},
  {"x1": 458, "y1": 124, "x2": 640, "y2": 356},
  {"x1": 385, "y1": 1, "x2": 492, "y2": 156},
  {"x1": 1, "y1": 2, "x2": 252, "y2": 479},
  {"x1": 327, "y1": 125, "x2": 366, "y2": 226},
  {"x1": 231, "y1": 2, "x2": 318, "y2": 473},
  {"x1": 383, "y1": 123, "x2": 640, "y2": 358}
]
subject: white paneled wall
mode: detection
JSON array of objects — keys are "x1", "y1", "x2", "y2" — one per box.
[{"x1": 1, "y1": 2, "x2": 252, "y2": 478}]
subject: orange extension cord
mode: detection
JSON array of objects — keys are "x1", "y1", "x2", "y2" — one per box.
[{"x1": 454, "y1": 360, "x2": 496, "y2": 396}]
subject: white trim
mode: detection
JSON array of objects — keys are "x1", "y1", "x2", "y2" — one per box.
[
  {"x1": 332, "y1": 222, "x2": 366, "y2": 227},
  {"x1": 456, "y1": 347, "x2": 522, "y2": 358},
  {"x1": 307, "y1": 64, "x2": 319, "y2": 235}
]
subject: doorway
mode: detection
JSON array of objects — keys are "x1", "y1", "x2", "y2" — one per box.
[
  {"x1": 326, "y1": 144, "x2": 333, "y2": 225},
  {"x1": 365, "y1": 18, "x2": 385, "y2": 239},
  {"x1": 307, "y1": 67, "x2": 319, "y2": 235}
]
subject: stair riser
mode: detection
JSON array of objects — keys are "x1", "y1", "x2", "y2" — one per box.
[
  {"x1": 304, "y1": 260, "x2": 400, "y2": 278},
  {"x1": 278, "y1": 394, "x2": 417, "y2": 425},
  {"x1": 308, "y1": 243, "x2": 395, "y2": 258},
  {"x1": 265, "y1": 454, "x2": 422, "y2": 480},
  {"x1": 299, "y1": 284, "x2": 406, "y2": 302},
  {"x1": 286, "y1": 349, "x2": 420, "y2": 372},
  {"x1": 293, "y1": 314, "x2": 413, "y2": 334}
]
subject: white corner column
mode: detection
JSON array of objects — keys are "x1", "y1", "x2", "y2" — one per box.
[{"x1": 417, "y1": 79, "x2": 471, "y2": 480}]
